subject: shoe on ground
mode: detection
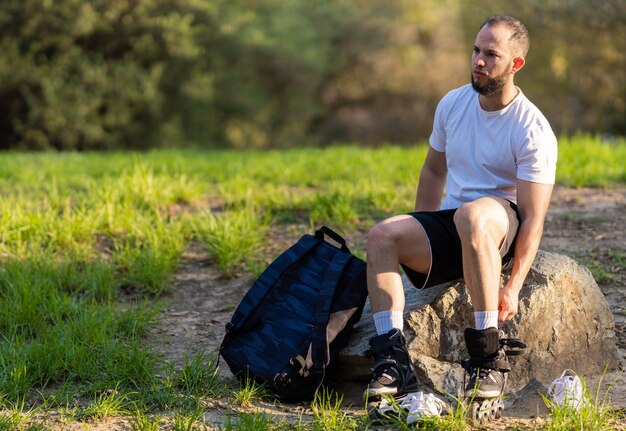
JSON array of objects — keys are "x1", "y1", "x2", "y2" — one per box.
[
  {"x1": 406, "y1": 391, "x2": 450, "y2": 424},
  {"x1": 369, "y1": 392, "x2": 415, "y2": 421},
  {"x1": 370, "y1": 391, "x2": 449, "y2": 423},
  {"x1": 547, "y1": 369, "x2": 584, "y2": 410}
]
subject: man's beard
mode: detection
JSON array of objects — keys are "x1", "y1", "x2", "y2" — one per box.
[{"x1": 471, "y1": 68, "x2": 510, "y2": 96}]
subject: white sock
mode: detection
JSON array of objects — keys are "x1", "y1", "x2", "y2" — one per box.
[
  {"x1": 474, "y1": 311, "x2": 498, "y2": 330},
  {"x1": 373, "y1": 310, "x2": 404, "y2": 335}
]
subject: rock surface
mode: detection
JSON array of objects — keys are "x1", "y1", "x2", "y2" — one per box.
[{"x1": 339, "y1": 251, "x2": 619, "y2": 396}]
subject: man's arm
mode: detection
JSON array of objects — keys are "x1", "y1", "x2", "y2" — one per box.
[
  {"x1": 414, "y1": 147, "x2": 447, "y2": 211},
  {"x1": 498, "y1": 179, "x2": 553, "y2": 320}
]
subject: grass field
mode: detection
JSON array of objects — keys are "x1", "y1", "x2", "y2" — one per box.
[{"x1": 0, "y1": 135, "x2": 625, "y2": 430}]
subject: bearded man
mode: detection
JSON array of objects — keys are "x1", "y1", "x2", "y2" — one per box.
[{"x1": 364, "y1": 15, "x2": 558, "y2": 404}]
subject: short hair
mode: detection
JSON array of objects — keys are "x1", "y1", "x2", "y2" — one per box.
[{"x1": 481, "y1": 15, "x2": 529, "y2": 57}]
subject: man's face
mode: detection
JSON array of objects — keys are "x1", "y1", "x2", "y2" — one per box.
[{"x1": 471, "y1": 24, "x2": 517, "y2": 96}]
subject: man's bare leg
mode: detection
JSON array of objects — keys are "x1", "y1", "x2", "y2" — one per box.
[
  {"x1": 367, "y1": 214, "x2": 431, "y2": 313},
  {"x1": 453, "y1": 197, "x2": 509, "y2": 314},
  {"x1": 453, "y1": 197, "x2": 512, "y2": 405},
  {"x1": 364, "y1": 215, "x2": 430, "y2": 399}
]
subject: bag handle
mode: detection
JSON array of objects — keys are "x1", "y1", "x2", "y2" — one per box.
[
  {"x1": 310, "y1": 250, "x2": 354, "y2": 371},
  {"x1": 315, "y1": 226, "x2": 351, "y2": 253}
]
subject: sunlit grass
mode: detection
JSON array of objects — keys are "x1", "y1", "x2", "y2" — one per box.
[
  {"x1": 556, "y1": 135, "x2": 626, "y2": 187},
  {"x1": 0, "y1": 138, "x2": 623, "y2": 428},
  {"x1": 231, "y1": 376, "x2": 272, "y2": 407},
  {"x1": 310, "y1": 388, "x2": 359, "y2": 431}
]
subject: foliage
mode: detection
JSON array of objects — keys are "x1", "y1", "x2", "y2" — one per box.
[
  {"x1": 1, "y1": 1, "x2": 624, "y2": 150},
  {"x1": 0, "y1": 0, "x2": 212, "y2": 149},
  {"x1": 0, "y1": 0, "x2": 393, "y2": 150}
]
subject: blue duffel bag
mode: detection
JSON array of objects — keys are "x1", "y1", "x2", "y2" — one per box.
[{"x1": 220, "y1": 226, "x2": 368, "y2": 401}]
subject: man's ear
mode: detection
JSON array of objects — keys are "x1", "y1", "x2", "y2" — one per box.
[{"x1": 511, "y1": 56, "x2": 525, "y2": 74}]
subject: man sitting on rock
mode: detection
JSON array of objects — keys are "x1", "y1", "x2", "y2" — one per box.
[{"x1": 364, "y1": 15, "x2": 557, "y2": 401}]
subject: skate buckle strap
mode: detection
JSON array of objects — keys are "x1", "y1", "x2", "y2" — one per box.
[
  {"x1": 369, "y1": 357, "x2": 398, "y2": 372},
  {"x1": 364, "y1": 338, "x2": 401, "y2": 358},
  {"x1": 463, "y1": 356, "x2": 511, "y2": 373},
  {"x1": 500, "y1": 337, "x2": 527, "y2": 356}
]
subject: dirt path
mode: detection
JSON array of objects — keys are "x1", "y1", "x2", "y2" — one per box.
[{"x1": 147, "y1": 186, "x2": 626, "y2": 429}]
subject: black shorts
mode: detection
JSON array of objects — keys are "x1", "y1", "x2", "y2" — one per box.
[{"x1": 401, "y1": 198, "x2": 520, "y2": 289}]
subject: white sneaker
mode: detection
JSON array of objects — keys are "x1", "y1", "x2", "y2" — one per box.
[
  {"x1": 547, "y1": 369, "x2": 584, "y2": 410},
  {"x1": 371, "y1": 391, "x2": 418, "y2": 420},
  {"x1": 405, "y1": 392, "x2": 450, "y2": 425},
  {"x1": 371, "y1": 391, "x2": 449, "y2": 423}
]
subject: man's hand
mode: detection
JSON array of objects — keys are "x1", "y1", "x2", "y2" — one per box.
[{"x1": 498, "y1": 282, "x2": 519, "y2": 321}]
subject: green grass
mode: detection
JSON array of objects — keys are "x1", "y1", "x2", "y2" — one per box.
[
  {"x1": 556, "y1": 135, "x2": 626, "y2": 187},
  {"x1": 168, "y1": 350, "x2": 223, "y2": 397},
  {"x1": 172, "y1": 407, "x2": 206, "y2": 431},
  {"x1": 129, "y1": 409, "x2": 162, "y2": 431},
  {"x1": 0, "y1": 398, "x2": 41, "y2": 430},
  {"x1": 573, "y1": 248, "x2": 626, "y2": 285},
  {"x1": 222, "y1": 412, "x2": 276, "y2": 431},
  {"x1": 231, "y1": 377, "x2": 271, "y2": 407},
  {"x1": 310, "y1": 388, "x2": 359, "y2": 431},
  {"x1": 0, "y1": 136, "x2": 623, "y2": 429},
  {"x1": 76, "y1": 385, "x2": 132, "y2": 421}
]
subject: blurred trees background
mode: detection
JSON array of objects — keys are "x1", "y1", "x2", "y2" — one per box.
[{"x1": 0, "y1": 0, "x2": 624, "y2": 150}]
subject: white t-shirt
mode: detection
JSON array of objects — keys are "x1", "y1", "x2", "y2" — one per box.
[{"x1": 429, "y1": 84, "x2": 557, "y2": 210}]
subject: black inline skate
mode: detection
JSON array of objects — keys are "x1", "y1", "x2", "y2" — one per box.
[
  {"x1": 363, "y1": 328, "x2": 420, "y2": 401},
  {"x1": 462, "y1": 327, "x2": 527, "y2": 425}
]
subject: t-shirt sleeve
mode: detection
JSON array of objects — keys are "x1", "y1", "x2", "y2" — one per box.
[
  {"x1": 515, "y1": 122, "x2": 558, "y2": 184},
  {"x1": 429, "y1": 97, "x2": 447, "y2": 152}
]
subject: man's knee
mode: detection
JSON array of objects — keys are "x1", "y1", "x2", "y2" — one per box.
[
  {"x1": 367, "y1": 216, "x2": 418, "y2": 254},
  {"x1": 368, "y1": 215, "x2": 430, "y2": 270},
  {"x1": 453, "y1": 198, "x2": 507, "y2": 244},
  {"x1": 367, "y1": 221, "x2": 397, "y2": 253},
  {"x1": 454, "y1": 201, "x2": 483, "y2": 236}
]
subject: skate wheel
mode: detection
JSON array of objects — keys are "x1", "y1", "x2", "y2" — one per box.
[
  {"x1": 495, "y1": 405, "x2": 503, "y2": 419},
  {"x1": 469, "y1": 398, "x2": 503, "y2": 425},
  {"x1": 494, "y1": 398, "x2": 504, "y2": 420},
  {"x1": 470, "y1": 402, "x2": 485, "y2": 426}
]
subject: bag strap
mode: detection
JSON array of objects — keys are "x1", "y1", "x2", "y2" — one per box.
[
  {"x1": 224, "y1": 234, "x2": 321, "y2": 333},
  {"x1": 310, "y1": 250, "x2": 354, "y2": 371}
]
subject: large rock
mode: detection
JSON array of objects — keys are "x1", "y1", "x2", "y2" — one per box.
[{"x1": 340, "y1": 251, "x2": 619, "y2": 396}]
